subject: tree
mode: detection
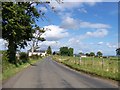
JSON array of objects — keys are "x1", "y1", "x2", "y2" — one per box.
[
  {"x1": 2, "y1": 1, "x2": 63, "y2": 65},
  {"x1": 90, "y1": 52, "x2": 95, "y2": 57},
  {"x1": 53, "y1": 51, "x2": 56, "y2": 55},
  {"x1": 116, "y1": 48, "x2": 120, "y2": 56},
  {"x1": 60, "y1": 47, "x2": 69, "y2": 56},
  {"x1": 86, "y1": 53, "x2": 90, "y2": 56},
  {"x1": 2, "y1": 2, "x2": 43, "y2": 65},
  {"x1": 68, "y1": 48, "x2": 74, "y2": 56},
  {"x1": 60, "y1": 47, "x2": 74, "y2": 56},
  {"x1": 29, "y1": 27, "x2": 46, "y2": 54},
  {"x1": 96, "y1": 51, "x2": 103, "y2": 57},
  {"x1": 47, "y1": 46, "x2": 52, "y2": 55}
]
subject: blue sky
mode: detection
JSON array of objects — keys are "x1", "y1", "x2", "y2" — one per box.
[{"x1": 0, "y1": 1, "x2": 118, "y2": 56}]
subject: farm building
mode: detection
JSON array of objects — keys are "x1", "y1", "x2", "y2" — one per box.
[
  {"x1": 28, "y1": 50, "x2": 47, "y2": 57},
  {"x1": 80, "y1": 54, "x2": 87, "y2": 58}
]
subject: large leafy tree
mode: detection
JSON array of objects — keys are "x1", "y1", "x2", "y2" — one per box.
[
  {"x1": 60, "y1": 47, "x2": 69, "y2": 56},
  {"x1": 89, "y1": 52, "x2": 95, "y2": 57},
  {"x1": 96, "y1": 51, "x2": 103, "y2": 57},
  {"x1": 68, "y1": 48, "x2": 74, "y2": 56},
  {"x1": 60, "y1": 47, "x2": 74, "y2": 56},
  {"x1": 2, "y1": 1, "x2": 63, "y2": 65},
  {"x1": 2, "y1": 2, "x2": 41, "y2": 65}
]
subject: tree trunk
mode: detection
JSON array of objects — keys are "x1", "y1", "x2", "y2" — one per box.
[{"x1": 8, "y1": 39, "x2": 17, "y2": 66}]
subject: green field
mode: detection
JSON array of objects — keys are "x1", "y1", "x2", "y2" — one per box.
[{"x1": 52, "y1": 55, "x2": 120, "y2": 81}]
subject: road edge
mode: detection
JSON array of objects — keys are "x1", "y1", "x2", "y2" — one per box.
[{"x1": 52, "y1": 58, "x2": 119, "y2": 88}]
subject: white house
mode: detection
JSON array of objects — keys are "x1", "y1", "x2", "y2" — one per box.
[
  {"x1": 81, "y1": 55, "x2": 87, "y2": 58},
  {"x1": 80, "y1": 54, "x2": 87, "y2": 58},
  {"x1": 28, "y1": 50, "x2": 47, "y2": 57}
]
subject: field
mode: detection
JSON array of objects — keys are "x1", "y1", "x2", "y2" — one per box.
[{"x1": 52, "y1": 55, "x2": 120, "y2": 81}]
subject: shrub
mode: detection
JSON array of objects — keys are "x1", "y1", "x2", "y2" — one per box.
[
  {"x1": 19, "y1": 52, "x2": 29, "y2": 63},
  {"x1": 103, "y1": 56, "x2": 108, "y2": 58},
  {"x1": 2, "y1": 51, "x2": 8, "y2": 62},
  {"x1": 2, "y1": 50, "x2": 11, "y2": 71}
]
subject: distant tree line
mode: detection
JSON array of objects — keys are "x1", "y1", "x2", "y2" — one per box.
[
  {"x1": 79, "y1": 51, "x2": 103, "y2": 57},
  {"x1": 60, "y1": 47, "x2": 74, "y2": 56}
]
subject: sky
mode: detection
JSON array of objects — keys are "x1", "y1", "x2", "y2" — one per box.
[{"x1": 0, "y1": 1, "x2": 118, "y2": 56}]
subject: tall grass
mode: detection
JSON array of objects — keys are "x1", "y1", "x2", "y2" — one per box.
[{"x1": 2, "y1": 51, "x2": 43, "y2": 81}]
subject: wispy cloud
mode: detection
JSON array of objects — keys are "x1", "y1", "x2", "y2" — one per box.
[
  {"x1": 79, "y1": 21, "x2": 111, "y2": 29},
  {"x1": 49, "y1": 1, "x2": 99, "y2": 12},
  {"x1": 85, "y1": 29, "x2": 108, "y2": 37},
  {"x1": 106, "y1": 43, "x2": 117, "y2": 48},
  {"x1": 97, "y1": 42, "x2": 103, "y2": 45},
  {"x1": 78, "y1": 8, "x2": 88, "y2": 13},
  {"x1": 61, "y1": 16, "x2": 80, "y2": 30}
]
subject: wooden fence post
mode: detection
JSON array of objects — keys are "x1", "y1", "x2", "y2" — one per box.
[
  {"x1": 79, "y1": 56, "x2": 81, "y2": 65},
  {"x1": 92, "y1": 56, "x2": 94, "y2": 68},
  {"x1": 102, "y1": 58, "x2": 104, "y2": 69}
]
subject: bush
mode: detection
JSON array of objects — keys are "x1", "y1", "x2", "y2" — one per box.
[
  {"x1": 2, "y1": 50, "x2": 12, "y2": 71},
  {"x1": 2, "y1": 50, "x2": 8, "y2": 61},
  {"x1": 19, "y1": 52, "x2": 29, "y2": 63},
  {"x1": 103, "y1": 56, "x2": 108, "y2": 58}
]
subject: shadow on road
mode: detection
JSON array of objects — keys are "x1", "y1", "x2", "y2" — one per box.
[{"x1": 30, "y1": 64, "x2": 37, "y2": 66}]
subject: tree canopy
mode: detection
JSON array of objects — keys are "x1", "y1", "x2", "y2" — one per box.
[
  {"x1": 96, "y1": 51, "x2": 103, "y2": 57},
  {"x1": 2, "y1": 1, "x2": 63, "y2": 65},
  {"x1": 89, "y1": 52, "x2": 95, "y2": 57},
  {"x1": 2, "y1": 2, "x2": 44, "y2": 65},
  {"x1": 60, "y1": 47, "x2": 74, "y2": 56},
  {"x1": 68, "y1": 48, "x2": 73, "y2": 56}
]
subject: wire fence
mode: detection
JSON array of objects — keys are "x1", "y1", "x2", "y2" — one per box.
[{"x1": 54, "y1": 55, "x2": 119, "y2": 80}]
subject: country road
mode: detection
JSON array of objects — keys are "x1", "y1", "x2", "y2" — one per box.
[{"x1": 3, "y1": 57, "x2": 118, "y2": 88}]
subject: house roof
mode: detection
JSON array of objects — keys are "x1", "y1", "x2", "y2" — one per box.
[{"x1": 28, "y1": 50, "x2": 46, "y2": 53}]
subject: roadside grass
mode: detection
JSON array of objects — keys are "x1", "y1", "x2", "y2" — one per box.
[
  {"x1": 52, "y1": 55, "x2": 120, "y2": 81},
  {"x1": 2, "y1": 58, "x2": 43, "y2": 81}
]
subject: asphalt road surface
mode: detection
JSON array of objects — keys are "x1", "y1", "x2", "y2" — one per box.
[{"x1": 3, "y1": 57, "x2": 118, "y2": 88}]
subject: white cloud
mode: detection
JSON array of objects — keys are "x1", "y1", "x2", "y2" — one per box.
[
  {"x1": 85, "y1": 29, "x2": 108, "y2": 37},
  {"x1": 78, "y1": 8, "x2": 88, "y2": 13},
  {"x1": 41, "y1": 25, "x2": 69, "y2": 41},
  {"x1": 61, "y1": 16, "x2": 80, "y2": 30},
  {"x1": 38, "y1": 41, "x2": 62, "y2": 51},
  {"x1": 97, "y1": 42, "x2": 103, "y2": 45},
  {"x1": 106, "y1": 43, "x2": 117, "y2": 49},
  {"x1": 0, "y1": 39, "x2": 8, "y2": 50},
  {"x1": 50, "y1": 2, "x2": 83, "y2": 11},
  {"x1": 80, "y1": 21, "x2": 111, "y2": 29},
  {"x1": 61, "y1": 15, "x2": 111, "y2": 30},
  {"x1": 49, "y1": 1, "x2": 99, "y2": 12},
  {"x1": 67, "y1": 29, "x2": 108, "y2": 48},
  {"x1": 39, "y1": 41, "x2": 59, "y2": 46}
]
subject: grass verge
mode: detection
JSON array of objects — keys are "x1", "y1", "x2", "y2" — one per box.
[
  {"x1": 2, "y1": 58, "x2": 43, "y2": 81},
  {"x1": 52, "y1": 55, "x2": 120, "y2": 81}
]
